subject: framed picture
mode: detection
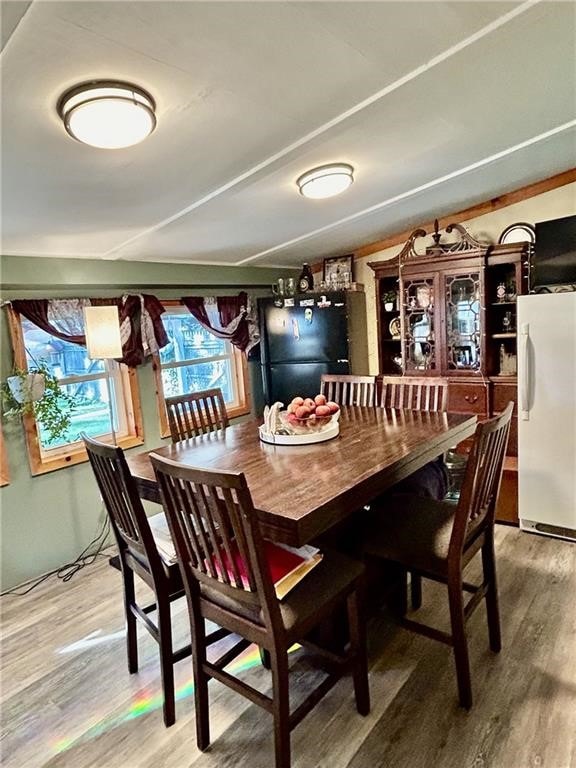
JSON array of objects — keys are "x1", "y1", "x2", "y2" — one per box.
[{"x1": 322, "y1": 254, "x2": 354, "y2": 285}]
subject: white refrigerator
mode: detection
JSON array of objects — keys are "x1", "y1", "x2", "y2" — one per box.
[{"x1": 517, "y1": 292, "x2": 576, "y2": 541}]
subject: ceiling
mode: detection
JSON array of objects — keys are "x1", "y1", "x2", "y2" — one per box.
[{"x1": 1, "y1": 1, "x2": 575, "y2": 269}]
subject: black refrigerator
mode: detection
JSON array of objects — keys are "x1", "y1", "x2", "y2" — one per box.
[{"x1": 258, "y1": 291, "x2": 368, "y2": 406}]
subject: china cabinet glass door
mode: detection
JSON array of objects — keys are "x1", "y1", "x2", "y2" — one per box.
[
  {"x1": 402, "y1": 276, "x2": 436, "y2": 372},
  {"x1": 444, "y1": 271, "x2": 482, "y2": 372}
]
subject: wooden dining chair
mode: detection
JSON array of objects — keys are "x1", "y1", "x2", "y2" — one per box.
[
  {"x1": 83, "y1": 435, "x2": 228, "y2": 727},
  {"x1": 378, "y1": 375, "x2": 449, "y2": 411},
  {"x1": 151, "y1": 454, "x2": 370, "y2": 768},
  {"x1": 320, "y1": 374, "x2": 376, "y2": 406},
  {"x1": 165, "y1": 387, "x2": 228, "y2": 442},
  {"x1": 361, "y1": 402, "x2": 513, "y2": 709}
]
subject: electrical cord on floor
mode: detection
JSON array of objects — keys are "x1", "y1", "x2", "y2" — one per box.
[
  {"x1": 58, "y1": 516, "x2": 111, "y2": 582},
  {"x1": 1, "y1": 515, "x2": 112, "y2": 597}
]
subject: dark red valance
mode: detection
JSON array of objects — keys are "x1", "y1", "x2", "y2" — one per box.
[{"x1": 181, "y1": 292, "x2": 254, "y2": 352}]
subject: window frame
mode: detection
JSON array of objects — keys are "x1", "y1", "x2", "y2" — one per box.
[
  {"x1": 0, "y1": 428, "x2": 9, "y2": 486},
  {"x1": 154, "y1": 300, "x2": 250, "y2": 438},
  {"x1": 5, "y1": 306, "x2": 144, "y2": 476}
]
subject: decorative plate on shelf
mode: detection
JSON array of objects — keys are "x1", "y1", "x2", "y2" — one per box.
[
  {"x1": 389, "y1": 317, "x2": 401, "y2": 339},
  {"x1": 498, "y1": 222, "x2": 535, "y2": 244}
]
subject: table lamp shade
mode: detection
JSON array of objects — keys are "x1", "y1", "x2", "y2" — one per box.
[{"x1": 83, "y1": 306, "x2": 123, "y2": 360}]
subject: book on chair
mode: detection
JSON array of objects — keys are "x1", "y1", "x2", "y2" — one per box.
[
  {"x1": 211, "y1": 540, "x2": 323, "y2": 600},
  {"x1": 149, "y1": 512, "x2": 322, "y2": 599},
  {"x1": 265, "y1": 542, "x2": 323, "y2": 600},
  {"x1": 149, "y1": 512, "x2": 177, "y2": 562}
]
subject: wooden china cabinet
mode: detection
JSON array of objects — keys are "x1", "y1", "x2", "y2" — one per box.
[{"x1": 369, "y1": 221, "x2": 530, "y2": 523}]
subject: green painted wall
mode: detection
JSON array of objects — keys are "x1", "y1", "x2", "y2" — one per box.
[{"x1": 0, "y1": 255, "x2": 294, "y2": 590}]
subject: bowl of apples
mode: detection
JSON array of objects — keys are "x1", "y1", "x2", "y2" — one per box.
[{"x1": 279, "y1": 394, "x2": 340, "y2": 435}]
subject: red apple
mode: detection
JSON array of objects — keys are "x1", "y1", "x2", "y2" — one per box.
[
  {"x1": 326, "y1": 401, "x2": 340, "y2": 414},
  {"x1": 314, "y1": 394, "x2": 327, "y2": 406},
  {"x1": 315, "y1": 405, "x2": 331, "y2": 417},
  {"x1": 291, "y1": 396, "x2": 304, "y2": 406},
  {"x1": 295, "y1": 405, "x2": 311, "y2": 419},
  {"x1": 303, "y1": 397, "x2": 316, "y2": 410}
]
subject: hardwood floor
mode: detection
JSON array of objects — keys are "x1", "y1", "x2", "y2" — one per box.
[{"x1": 1, "y1": 526, "x2": 574, "y2": 768}]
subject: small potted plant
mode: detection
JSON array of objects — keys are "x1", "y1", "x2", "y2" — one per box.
[
  {"x1": 382, "y1": 291, "x2": 397, "y2": 312},
  {"x1": 1, "y1": 361, "x2": 76, "y2": 444}
]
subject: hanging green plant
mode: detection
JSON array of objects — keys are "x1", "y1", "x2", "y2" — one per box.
[{"x1": 1, "y1": 361, "x2": 76, "y2": 445}]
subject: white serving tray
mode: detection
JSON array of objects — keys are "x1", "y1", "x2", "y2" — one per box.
[{"x1": 259, "y1": 421, "x2": 339, "y2": 445}]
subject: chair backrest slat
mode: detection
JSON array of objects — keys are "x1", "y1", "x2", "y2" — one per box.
[
  {"x1": 199, "y1": 484, "x2": 225, "y2": 580},
  {"x1": 165, "y1": 388, "x2": 229, "y2": 442},
  {"x1": 450, "y1": 402, "x2": 514, "y2": 558},
  {"x1": 320, "y1": 374, "x2": 376, "y2": 407},
  {"x1": 379, "y1": 376, "x2": 448, "y2": 412},
  {"x1": 186, "y1": 480, "x2": 218, "y2": 577},
  {"x1": 179, "y1": 482, "x2": 203, "y2": 570}
]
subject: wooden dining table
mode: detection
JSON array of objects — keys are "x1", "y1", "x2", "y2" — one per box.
[{"x1": 126, "y1": 406, "x2": 476, "y2": 547}]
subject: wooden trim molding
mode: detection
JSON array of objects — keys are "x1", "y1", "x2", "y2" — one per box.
[
  {"x1": 0, "y1": 428, "x2": 9, "y2": 486},
  {"x1": 125, "y1": 367, "x2": 144, "y2": 441},
  {"x1": 354, "y1": 168, "x2": 576, "y2": 260}
]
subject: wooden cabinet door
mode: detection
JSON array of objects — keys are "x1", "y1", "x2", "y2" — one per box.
[
  {"x1": 400, "y1": 271, "x2": 440, "y2": 375},
  {"x1": 440, "y1": 267, "x2": 484, "y2": 376}
]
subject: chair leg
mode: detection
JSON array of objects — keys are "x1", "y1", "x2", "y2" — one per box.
[
  {"x1": 157, "y1": 596, "x2": 176, "y2": 728},
  {"x1": 122, "y1": 565, "x2": 138, "y2": 674},
  {"x1": 191, "y1": 615, "x2": 210, "y2": 750},
  {"x1": 260, "y1": 647, "x2": 272, "y2": 670},
  {"x1": 346, "y1": 589, "x2": 370, "y2": 716},
  {"x1": 447, "y1": 576, "x2": 473, "y2": 710},
  {"x1": 392, "y1": 568, "x2": 408, "y2": 617},
  {"x1": 410, "y1": 572, "x2": 422, "y2": 610},
  {"x1": 481, "y1": 538, "x2": 502, "y2": 653},
  {"x1": 270, "y1": 649, "x2": 291, "y2": 768}
]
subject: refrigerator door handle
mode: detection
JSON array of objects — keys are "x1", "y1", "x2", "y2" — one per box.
[{"x1": 520, "y1": 322, "x2": 530, "y2": 421}]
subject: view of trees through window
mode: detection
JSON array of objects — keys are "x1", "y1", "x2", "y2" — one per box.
[
  {"x1": 21, "y1": 318, "x2": 120, "y2": 449},
  {"x1": 159, "y1": 312, "x2": 236, "y2": 403}
]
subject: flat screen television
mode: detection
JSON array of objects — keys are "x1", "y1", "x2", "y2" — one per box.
[{"x1": 532, "y1": 215, "x2": 576, "y2": 291}]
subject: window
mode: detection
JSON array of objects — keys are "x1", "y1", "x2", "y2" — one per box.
[
  {"x1": 6, "y1": 308, "x2": 143, "y2": 475},
  {"x1": 155, "y1": 304, "x2": 249, "y2": 436}
]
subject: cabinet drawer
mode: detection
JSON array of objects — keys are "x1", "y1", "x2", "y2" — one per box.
[
  {"x1": 492, "y1": 382, "x2": 518, "y2": 413},
  {"x1": 448, "y1": 382, "x2": 488, "y2": 414}
]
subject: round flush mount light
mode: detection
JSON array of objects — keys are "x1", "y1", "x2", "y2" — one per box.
[
  {"x1": 57, "y1": 80, "x2": 156, "y2": 149},
  {"x1": 296, "y1": 163, "x2": 354, "y2": 199}
]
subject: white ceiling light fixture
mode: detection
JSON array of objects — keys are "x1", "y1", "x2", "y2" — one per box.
[
  {"x1": 57, "y1": 80, "x2": 156, "y2": 149},
  {"x1": 296, "y1": 163, "x2": 354, "y2": 200}
]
